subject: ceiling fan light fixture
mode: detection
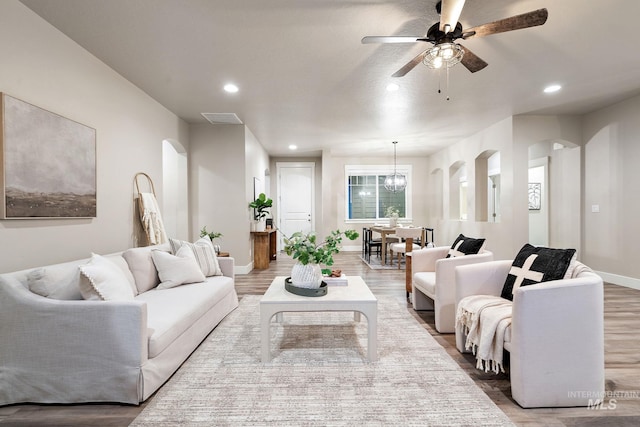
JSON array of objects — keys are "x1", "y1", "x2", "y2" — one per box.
[{"x1": 423, "y1": 42, "x2": 464, "y2": 69}]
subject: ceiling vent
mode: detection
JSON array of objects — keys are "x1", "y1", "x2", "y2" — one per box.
[{"x1": 201, "y1": 113, "x2": 243, "y2": 125}]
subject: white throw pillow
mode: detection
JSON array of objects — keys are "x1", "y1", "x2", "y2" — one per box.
[
  {"x1": 152, "y1": 245, "x2": 206, "y2": 290},
  {"x1": 104, "y1": 254, "x2": 138, "y2": 296},
  {"x1": 169, "y1": 236, "x2": 222, "y2": 276},
  {"x1": 123, "y1": 246, "x2": 164, "y2": 293},
  {"x1": 27, "y1": 266, "x2": 83, "y2": 300},
  {"x1": 78, "y1": 254, "x2": 136, "y2": 301}
]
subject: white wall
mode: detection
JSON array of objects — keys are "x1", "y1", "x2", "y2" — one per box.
[
  {"x1": 0, "y1": 1, "x2": 189, "y2": 272},
  {"x1": 162, "y1": 139, "x2": 189, "y2": 240},
  {"x1": 245, "y1": 126, "x2": 271, "y2": 270},
  {"x1": 515, "y1": 115, "x2": 583, "y2": 254},
  {"x1": 425, "y1": 107, "x2": 640, "y2": 287},
  {"x1": 188, "y1": 123, "x2": 270, "y2": 273},
  {"x1": 189, "y1": 124, "x2": 250, "y2": 269},
  {"x1": 427, "y1": 117, "x2": 523, "y2": 259},
  {"x1": 321, "y1": 152, "x2": 430, "y2": 250},
  {"x1": 582, "y1": 94, "x2": 640, "y2": 284},
  {"x1": 528, "y1": 162, "x2": 547, "y2": 246}
]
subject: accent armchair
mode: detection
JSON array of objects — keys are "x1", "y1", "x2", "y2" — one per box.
[
  {"x1": 454, "y1": 260, "x2": 604, "y2": 408},
  {"x1": 411, "y1": 246, "x2": 493, "y2": 333}
]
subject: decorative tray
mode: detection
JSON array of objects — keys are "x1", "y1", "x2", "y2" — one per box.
[{"x1": 284, "y1": 277, "x2": 328, "y2": 297}]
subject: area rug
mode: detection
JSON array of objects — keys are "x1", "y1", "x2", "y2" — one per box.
[
  {"x1": 360, "y1": 255, "x2": 403, "y2": 270},
  {"x1": 131, "y1": 295, "x2": 514, "y2": 426}
]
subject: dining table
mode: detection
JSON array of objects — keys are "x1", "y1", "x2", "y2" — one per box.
[
  {"x1": 369, "y1": 225, "x2": 397, "y2": 265},
  {"x1": 370, "y1": 225, "x2": 426, "y2": 266}
]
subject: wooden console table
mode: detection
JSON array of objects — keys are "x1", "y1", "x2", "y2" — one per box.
[{"x1": 251, "y1": 229, "x2": 277, "y2": 269}]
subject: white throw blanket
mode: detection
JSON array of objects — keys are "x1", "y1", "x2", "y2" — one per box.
[
  {"x1": 140, "y1": 192, "x2": 167, "y2": 245},
  {"x1": 456, "y1": 295, "x2": 512, "y2": 374}
]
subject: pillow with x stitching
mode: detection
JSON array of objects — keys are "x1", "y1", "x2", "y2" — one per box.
[
  {"x1": 445, "y1": 234, "x2": 485, "y2": 258},
  {"x1": 500, "y1": 243, "x2": 576, "y2": 301}
]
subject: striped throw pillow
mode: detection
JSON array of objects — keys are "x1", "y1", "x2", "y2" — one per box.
[{"x1": 169, "y1": 237, "x2": 223, "y2": 277}]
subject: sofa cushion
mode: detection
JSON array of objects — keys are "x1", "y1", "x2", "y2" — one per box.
[
  {"x1": 104, "y1": 254, "x2": 138, "y2": 296},
  {"x1": 500, "y1": 244, "x2": 577, "y2": 301},
  {"x1": 136, "y1": 276, "x2": 234, "y2": 358},
  {"x1": 413, "y1": 272, "x2": 436, "y2": 297},
  {"x1": 78, "y1": 254, "x2": 136, "y2": 301},
  {"x1": 123, "y1": 244, "x2": 170, "y2": 294},
  {"x1": 446, "y1": 234, "x2": 485, "y2": 258},
  {"x1": 169, "y1": 237, "x2": 222, "y2": 277},
  {"x1": 151, "y1": 246, "x2": 206, "y2": 290},
  {"x1": 27, "y1": 265, "x2": 83, "y2": 300}
]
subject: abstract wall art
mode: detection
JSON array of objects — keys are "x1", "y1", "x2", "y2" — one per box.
[{"x1": 0, "y1": 93, "x2": 96, "y2": 218}]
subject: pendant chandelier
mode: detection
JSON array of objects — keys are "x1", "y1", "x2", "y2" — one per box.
[{"x1": 384, "y1": 141, "x2": 407, "y2": 193}]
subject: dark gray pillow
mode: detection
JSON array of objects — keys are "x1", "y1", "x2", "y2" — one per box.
[{"x1": 501, "y1": 243, "x2": 576, "y2": 301}]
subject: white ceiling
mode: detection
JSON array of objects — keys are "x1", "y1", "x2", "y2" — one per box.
[{"x1": 20, "y1": 0, "x2": 640, "y2": 157}]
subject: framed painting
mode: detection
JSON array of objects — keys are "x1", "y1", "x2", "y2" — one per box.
[
  {"x1": 528, "y1": 182, "x2": 541, "y2": 210},
  {"x1": 0, "y1": 93, "x2": 96, "y2": 218}
]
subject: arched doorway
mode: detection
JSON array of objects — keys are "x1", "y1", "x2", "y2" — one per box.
[
  {"x1": 528, "y1": 139, "x2": 581, "y2": 249},
  {"x1": 162, "y1": 139, "x2": 188, "y2": 240}
]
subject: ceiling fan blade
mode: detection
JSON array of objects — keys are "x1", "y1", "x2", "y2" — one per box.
[
  {"x1": 361, "y1": 36, "x2": 424, "y2": 44},
  {"x1": 439, "y1": 0, "x2": 466, "y2": 33},
  {"x1": 463, "y1": 8, "x2": 548, "y2": 39},
  {"x1": 391, "y1": 50, "x2": 428, "y2": 77},
  {"x1": 459, "y1": 44, "x2": 488, "y2": 73}
]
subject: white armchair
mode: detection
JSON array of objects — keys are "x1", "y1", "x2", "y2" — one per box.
[
  {"x1": 455, "y1": 260, "x2": 604, "y2": 408},
  {"x1": 411, "y1": 246, "x2": 493, "y2": 333}
]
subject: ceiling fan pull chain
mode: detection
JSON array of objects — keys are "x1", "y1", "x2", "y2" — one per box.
[
  {"x1": 446, "y1": 66, "x2": 451, "y2": 101},
  {"x1": 438, "y1": 68, "x2": 442, "y2": 94}
]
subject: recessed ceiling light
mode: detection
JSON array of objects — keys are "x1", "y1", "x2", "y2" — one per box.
[
  {"x1": 543, "y1": 84, "x2": 561, "y2": 94},
  {"x1": 288, "y1": 144, "x2": 297, "y2": 150},
  {"x1": 223, "y1": 83, "x2": 239, "y2": 93},
  {"x1": 386, "y1": 83, "x2": 399, "y2": 92}
]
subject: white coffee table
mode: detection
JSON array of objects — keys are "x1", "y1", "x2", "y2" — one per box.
[{"x1": 260, "y1": 275, "x2": 378, "y2": 363}]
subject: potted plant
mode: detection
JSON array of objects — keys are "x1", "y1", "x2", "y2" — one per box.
[
  {"x1": 200, "y1": 226, "x2": 223, "y2": 253},
  {"x1": 283, "y1": 229, "x2": 359, "y2": 289},
  {"x1": 249, "y1": 193, "x2": 273, "y2": 231},
  {"x1": 385, "y1": 206, "x2": 400, "y2": 227}
]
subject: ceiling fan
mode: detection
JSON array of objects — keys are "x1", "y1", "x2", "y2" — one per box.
[{"x1": 362, "y1": 0, "x2": 548, "y2": 77}]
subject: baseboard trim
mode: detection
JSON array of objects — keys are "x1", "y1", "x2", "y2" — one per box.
[
  {"x1": 235, "y1": 262, "x2": 253, "y2": 275},
  {"x1": 596, "y1": 271, "x2": 640, "y2": 290}
]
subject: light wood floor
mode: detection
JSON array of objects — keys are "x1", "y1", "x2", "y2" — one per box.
[{"x1": 1, "y1": 252, "x2": 639, "y2": 426}]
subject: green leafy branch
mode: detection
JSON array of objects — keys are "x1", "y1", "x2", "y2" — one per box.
[{"x1": 283, "y1": 229, "x2": 359, "y2": 266}]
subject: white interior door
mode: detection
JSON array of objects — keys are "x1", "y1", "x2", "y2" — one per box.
[{"x1": 277, "y1": 162, "x2": 315, "y2": 250}]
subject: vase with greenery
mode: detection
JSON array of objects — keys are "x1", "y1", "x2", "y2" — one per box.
[
  {"x1": 249, "y1": 193, "x2": 273, "y2": 231},
  {"x1": 283, "y1": 229, "x2": 359, "y2": 289},
  {"x1": 200, "y1": 226, "x2": 223, "y2": 253},
  {"x1": 385, "y1": 206, "x2": 400, "y2": 227}
]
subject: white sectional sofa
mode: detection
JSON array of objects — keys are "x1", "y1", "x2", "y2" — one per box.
[{"x1": 0, "y1": 243, "x2": 238, "y2": 406}]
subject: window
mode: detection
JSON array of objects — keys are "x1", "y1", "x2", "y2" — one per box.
[{"x1": 345, "y1": 165, "x2": 411, "y2": 220}]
